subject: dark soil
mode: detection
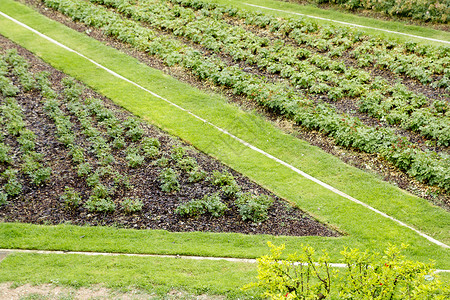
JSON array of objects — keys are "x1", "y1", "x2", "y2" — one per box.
[
  {"x1": 0, "y1": 34, "x2": 340, "y2": 237},
  {"x1": 17, "y1": 0, "x2": 450, "y2": 210}
]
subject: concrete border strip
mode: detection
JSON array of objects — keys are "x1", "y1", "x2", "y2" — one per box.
[
  {"x1": 0, "y1": 249, "x2": 448, "y2": 273},
  {"x1": 243, "y1": 3, "x2": 450, "y2": 45},
  {"x1": 0, "y1": 11, "x2": 448, "y2": 249}
]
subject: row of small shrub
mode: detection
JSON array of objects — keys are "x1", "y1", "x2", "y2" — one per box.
[
  {"x1": 175, "y1": 170, "x2": 274, "y2": 223},
  {"x1": 308, "y1": 0, "x2": 449, "y2": 23},
  {"x1": 0, "y1": 52, "x2": 53, "y2": 205}
]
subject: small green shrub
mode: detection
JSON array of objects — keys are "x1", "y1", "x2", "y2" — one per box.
[
  {"x1": 221, "y1": 182, "x2": 242, "y2": 199},
  {"x1": 170, "y1": 146, "x2": 186, "y2": 161},
  {"x1": 62, "y1": 77, "x2": 83, "y2": 102},
  {"x1": 77, "y1": 162, "x2": 92, "y2": 177},
  {"x1": 2, "y1": 168, "x2": 22, "y2": 196},
  {"x1": 143, "y1": 146, "x2": 159, "y2": 159},
  {"x1": 187, "y1": 167, "x2": 207, "y2": 183},
  {"x1": 0, "y1": 191, "x2": 7, "y2": 206},
  {"x1": 113, "y1": 172, "x2": 133, "y2": 189},
  {"x1": 18, "y1": 129, "x2": 36, "y2": 152},
  {"x1": 4, "y1": 178, "x2": 22, "y2": 197},
  {"x1": 1, "y1": 168, "x2": 18, "y2": 180},
  {"x1": 69, "y1": 145, "x2": 85, "y2": 164},
  {"x1": 21, "y1": 154, "x2": 41, "y2": 174},
  {"x1": 158, "y1": 168, "x2": 180, "y2": 192},
  {"x1": 98, "y1": 153, "x2": 115, "y2": 166},
  {"x1": 177, "y1": 157, "x2": 197, "y2": 172},
  {"x1": 175, "y1": 199, "x2": 206, "y2": 217},
  {"x1": 210, "y1": 170, "x2": 235, "y2": 186},
  {"x1": 126, "y1": 125, "x2": 144, "y2": 141},
  {"x1": 84, "y1": 196, "x2": 116, "y2": 212},
  {"x1": 121, "y1": 198, "x2": 144, "y2": 214},
  {"x1": 141, "y1": 137, "x2": 160, "y2": 149},
  {"x1": 243, "y1": 242, "x2": 331, "y2": 299},
  {"x1": 0, "y1": 143, "x2": 11, "y2": 163},
  {"x1": 245, "y1": 243, "x2": 450, "y2": 300},
  {"x1": 106, "y1": 124, "x2": 124, "y2": 139},
  {"x1": 57, "y1": 133, "x2": 75, "y2": 146},
  {"x1": 126, "y1": 153, "x2": 145, "y2": 168},
  {"x1": 86, "y1": 172, "x2": 100, "y2": 187},
  {"x1": 96, "y1": 166, "x2": 114, "y2": 178},
  {"x1": 236, "y1": 193, "x2": 273, "y2": 223},
  {"x1": 60, "y1": 186, "x2": 81, "y2": 209},
  {"x1": 30, "y1": 167, "x2": 51, "y2": 186},
  {"x1": 112, "y1": 136, "x2": 125, "y2": 149},
  {"x1": 175, "y1": 194, "x2": 227, "y2": 217},
  {"x1": 91, "y1": 184, "x2": 111, "y2": 199},
  {"x1": 155, "y1": 157, "x2": 169, "y2": 167},
  {"x1": 202, "y1": 193, "x2": 228, "y2": 217}
]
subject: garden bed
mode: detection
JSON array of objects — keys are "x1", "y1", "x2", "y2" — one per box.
[{"x1": 0, "y1": 35, "x2": 338, "y2": 237}]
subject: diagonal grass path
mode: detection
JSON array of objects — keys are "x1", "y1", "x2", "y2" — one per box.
[{"x1": 0, "y1": 0, "x2": 448, "y2": 267}]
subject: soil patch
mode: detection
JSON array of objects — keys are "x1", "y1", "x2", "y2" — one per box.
[{"x1": 0, "y1": 282, "x2": 219, "y2": 299}]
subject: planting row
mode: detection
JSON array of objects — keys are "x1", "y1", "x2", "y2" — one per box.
[
  {"x1": 168, "y1": 0, "x2": 450, "y2": 88},
  {"x1": 42, "y1": 0, "x2": 450, "y2": 192},
  {"x1": 91, "y1": 0, "x2": 450, "y2": 146}
]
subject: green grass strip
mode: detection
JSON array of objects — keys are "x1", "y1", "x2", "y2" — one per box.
[
  {"x1": 206, "y1": 0, "x2": 450, "y2": 46},
  {"x1": 0, "y1": 252, "x2": 260, "y2": 299},
  {"x1": 0, "y1": 0, "x2": 448, "y2": 267}
]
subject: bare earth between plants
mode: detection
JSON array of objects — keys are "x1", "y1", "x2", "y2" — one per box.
[{"x1": 0, "y1": 34, "x2": 338, "y2": 237}]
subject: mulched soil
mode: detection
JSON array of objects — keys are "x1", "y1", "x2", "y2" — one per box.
[
  {"x1": 17, "y1": 0, "x2": 450, "y2": 210},
  {"x1": 0, "y1": 34, "x2": 340, "y2": 237}
]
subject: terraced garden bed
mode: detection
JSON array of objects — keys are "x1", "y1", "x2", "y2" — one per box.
[
  {"x1": 20, "y1": 0, "x2": 450, "y2": 209},
  {"x1": 0, "y1": 35, "x2": 338, "y2": 237}
]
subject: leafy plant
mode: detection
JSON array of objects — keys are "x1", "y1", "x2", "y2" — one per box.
[
  {"x1": 142, "y1": 137, "x2": 160, "y2": 158},
  {"x1": 177, "y1": 157, "x2": 197, "y2": 172},
  {"x1": 112, "y1": 172, "x2": 133, "y2": 189},
  {"x1": 86, "y1": 172, "x2": 100, "y2": 187},
  {"x1": 221, "y1": 182, "x2": 241, "y2": 199},
  {"x1": 245, "y1": 242, "x2": 449, "y2": 300},
  {"x1": 77, "y1": 162, "x2": 92, "y2": 177},
  {"x1": 175, "y1": 193, "x2": 227, "y2": 217},
  {"x1": 60, "y1": 186, "x2": 81, "y2": 209},
  {"x1": 112, "y1": 136, "x2": 126, "y2": 149},
  {"x1": 155, "y1": 157, "x2": 169, "y2": 167},
  {"x1": 126, "y1": 152, "x2": 145, "y2": 168},
  {"x1": 236, "y1": 193, "x2": 273, "y2": 223},
  {"x1": 2, "y1": 168, "x2": 22, "y2": 197},
  {"x1": 0, "y1": 191, "x2": 8, "y2": 206},
  {"x1": 170, "y1": 146, "x2": 187, "y2": 161},
  {"x1": 69, "y1": 145, "x2": 85, "y2": 164},
  {"x1": 158, "y1": 168, "x2": 180, "y2": 192},
  {"x1": 84, "y1": 196, "x2": 116, "y2": 212},
  {"x1": 209, "y1": 170, "x2": 235, "y2": 186},
  {"x1": 0, "y1": 142, "x2": 11, "y2": 164},
  {"x1": 30, "y1": 167, "x2": 52, "y2": 186},
  {"x1": 187, "y1": 167, "x2": 207, "y2": 183},
  {"x1": 121, "y1": 198, "x2": 144, "y2": 214},
  {"x1": 91, "y1": 183, "x2": 112, "y2": 199},
  {"x1": 3, "y1": 178, "x2": 22, "y2": 197}
]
